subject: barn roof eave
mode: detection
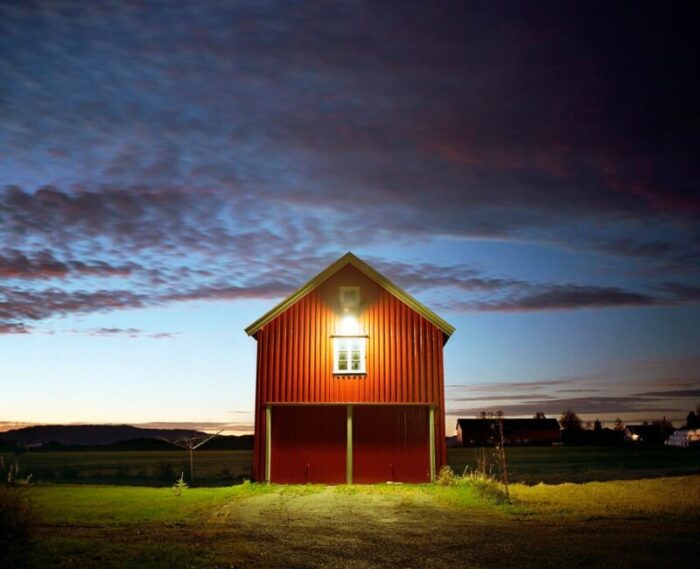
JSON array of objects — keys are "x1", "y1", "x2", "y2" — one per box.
[{"x1": 244, "y1": 252, "x2": 455, "y2": 340}]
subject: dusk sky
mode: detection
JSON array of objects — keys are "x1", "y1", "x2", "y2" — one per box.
[{"x1": 1, "y1": 1, "x2": 699, "y2": 434}]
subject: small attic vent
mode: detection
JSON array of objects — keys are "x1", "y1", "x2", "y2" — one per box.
[{"x1": 340, "y1": 286, "x2": 360, "y2": 310}]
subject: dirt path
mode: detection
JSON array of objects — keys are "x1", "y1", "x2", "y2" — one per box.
[
  {"x1": 207, "y1": 488, "x2": 699, "y2": 568},
  {"x1": 32, "y1": 487, "x2": 700, "y2": 568}
]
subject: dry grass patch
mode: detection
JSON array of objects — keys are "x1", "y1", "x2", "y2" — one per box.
[{"x1": 510, "y1": 475, "x2": 700, "y2": 519}]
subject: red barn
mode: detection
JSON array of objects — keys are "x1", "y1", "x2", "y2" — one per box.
[{"x1": 245, "y1": 252, "x2": 455, "y2": 483}]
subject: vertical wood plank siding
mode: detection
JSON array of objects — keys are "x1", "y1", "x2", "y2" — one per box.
[
  {"x1": 270, "y1": 405, "x2": 347, "y2": 484},
  {"x1": 353, "y1": 405, "x2": 430, "y2": 483},
  {"x1": 252, "y1": 265, "x2": 447, "y2": 481}
]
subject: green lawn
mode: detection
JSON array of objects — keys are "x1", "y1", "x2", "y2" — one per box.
[
  {"x1": 9, "y1": 476, "x2": 700, "y2": 568},
  {"x1": 3, "y1": 445, "x2": 699, "y2": 486}
]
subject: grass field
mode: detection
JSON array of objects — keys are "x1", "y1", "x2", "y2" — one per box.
[
  {"x1": 7, "y1": 476, "x2": 700, "y2": 568},
  {"x1": 0, "y1": 450, "x2": 253, "y2": 485},
  {"x1": 3, "y1": 446, "x2": 699, "y2": 486}
]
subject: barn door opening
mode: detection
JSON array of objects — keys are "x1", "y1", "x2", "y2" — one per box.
[
  {"x1": 353, "y1": 405, "x2": 431, "y2": 483},
  {"x1": 270, "y1": 405, "x2": 346, "y2": 484}
]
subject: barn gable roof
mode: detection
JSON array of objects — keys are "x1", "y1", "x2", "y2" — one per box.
[{"x1": 244, "y1": 252, "x2": 455, "y2": 339}]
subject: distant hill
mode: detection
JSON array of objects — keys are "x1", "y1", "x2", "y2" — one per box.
[{"x1": 0, "y1": 424, "x2": 252, "y2": 449}]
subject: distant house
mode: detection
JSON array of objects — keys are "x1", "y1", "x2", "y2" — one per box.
[
  {"x1": 624, "y1": 423, "x2": 675, "y2": 445},
  {"x1": 456, "y1": 418, "x2": 561, "y2": 446},
  {"x1": 665, "y1": 429, "x2": 700, "y2": 448}
]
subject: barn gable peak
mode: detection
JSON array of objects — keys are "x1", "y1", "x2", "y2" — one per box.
[{"x1": 244, "y1": 252, "x2": 455, "y2": 339}]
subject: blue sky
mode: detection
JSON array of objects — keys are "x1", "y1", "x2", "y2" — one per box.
[{"x1": 1, "y1": 1, "x2": 699, "y2": 433}]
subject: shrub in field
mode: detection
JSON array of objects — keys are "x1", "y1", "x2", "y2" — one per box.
[
  {"x1": 1, "y1": 457, "x2": 33, "y2": 486},
  {"x1": 0, "y1": 488, "x2": 38, "y2": 567},
  {"x1": 436, "y1": 465, "x2": 457, "y2": 486},
  {"x1": 457, "y1": 471, "x2": 509, "y2": 503},
  {"x1": 172, "y1": 472, "x2": 188, "y2": 496}
]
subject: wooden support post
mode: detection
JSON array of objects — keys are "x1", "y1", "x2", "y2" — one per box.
[
  {"x1": 346, "y1": 404, "x2": 353, "y2": 484},
  {"x1": 429, "y1": 406, "x2": 436, "y2": 482},
  {"x1": 265, "y1": 405, "x2": 272, "y2": 483}
]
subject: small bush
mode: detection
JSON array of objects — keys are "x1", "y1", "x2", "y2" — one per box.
[
  {"x1": 172, "y1": 472, "x2": 188, "y2": 496},
  {"x1": 436, "y1": 465, "x2": 457, "y2": 486},
  {"x1": 0, "y1": 488, "x2": 38, "y2": 567}
]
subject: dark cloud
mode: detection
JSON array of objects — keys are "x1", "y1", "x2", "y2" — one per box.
[
  {"x1": 0, "y1": 247, "x2": 697, "y2": 333},
  {"x1": 0, "y1": 2, "x2": 699, "y2": 334},
  {"x1": 0, "y1": 250, "x2": 136, "y2": 279},
  {"x1": 448, "y1": 396, "x2": 685, "y2": 417},
  {"x1": 1, "y1": 2, "x2": 698, "y2": 254},
  {"x1": 452, "y1": 394, "x2": 557, "y2": 402},
  {"x1": 633, "y1": 389, "x2": 700, "y2": 398},
  {"x1": 0, "y1": 322, "x2": 32, "y2": 335},
  {"x1": 0, "y1": 287, "x2": 145, "y2": 322},
  {"x1": 461, "y1": 284, "x2": 657, "y2": 312},
  {"x1": 0, "y1": 280, "x2": 295, "y2": 331},
  {"x1": 447, "y1": 379, "x2": 575, "y2": 392}
]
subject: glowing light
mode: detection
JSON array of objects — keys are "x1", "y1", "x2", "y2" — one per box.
[{"x1": 338, "y1": 314, "x2": 361, "y2": 335}]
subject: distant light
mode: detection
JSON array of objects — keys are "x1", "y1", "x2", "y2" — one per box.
[{"x1": 338, "y1": 315, "x2": 360, "y2": 335}]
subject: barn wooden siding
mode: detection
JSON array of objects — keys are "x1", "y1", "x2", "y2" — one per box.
[{"x1": 252, "y1": 265, "x2": 447, "y2": 481}]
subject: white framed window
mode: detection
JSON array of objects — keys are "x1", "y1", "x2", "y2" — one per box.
[{"x1": 333, "y1": 336, "x2": 366, "y2": 374}]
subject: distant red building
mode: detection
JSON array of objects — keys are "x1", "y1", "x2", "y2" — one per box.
[
  {"x1": 456, "y1": 418, "x2": 561, "y2": 446},
  {"x1": 245, "y1": 252, "x2": 455, "y2": 483}
]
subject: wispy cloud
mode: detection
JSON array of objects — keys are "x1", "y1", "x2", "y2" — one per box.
[
  {"x1": 633, "y1": 389, "x2": 700, "y2": 398},
  {"x1": 0, "y1": 322, "x2": 32, "y2": 335},
  {"x1": 68, "y1": 327, "x2": 179, "y2": 339},
  {"x1": 447, "y1": 396, "x2": 685, "y2": 417}
]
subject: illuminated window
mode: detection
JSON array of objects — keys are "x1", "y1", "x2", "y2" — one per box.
[{"x1": 333, "y1": 336, "x2": 366, "y2": 374}]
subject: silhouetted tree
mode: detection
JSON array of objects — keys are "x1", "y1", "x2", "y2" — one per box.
[
  {"x1": 559, "y1": 409, "x2": 582, "y2": 431},
  {"x1": 685, "y1": 406, "x2": 700, "y2": 429},
  {"x1": 594, "y1": 419, "x2": 602, "y2": 432},
  {"x1": 534, "y1": 411, "x2": 547, "y2": 420},
  {"x1": 614, "y1": 417, "x2": 625, "y2": 431}
]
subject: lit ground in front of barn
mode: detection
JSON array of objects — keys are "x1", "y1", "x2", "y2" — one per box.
[{"x1": 17, "y1": 475, "x2": 700, "y2": 568}]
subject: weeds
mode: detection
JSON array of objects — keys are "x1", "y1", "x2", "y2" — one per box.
[
  {"x1": 436, "y1": 465, "x2": 457, "y2": 486},
  {"x1": 172, "y1": 472, "x2": 188, "y2": 496},
  {"x1": 1, "y1": 456, "x2": 33, "y2": 486},
  {"x1": 0, "y1": 488, "x2": 38, "y2": 567},
  {"x1": 433, "y1": 451, "x2": 511, "y2": 504}
]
